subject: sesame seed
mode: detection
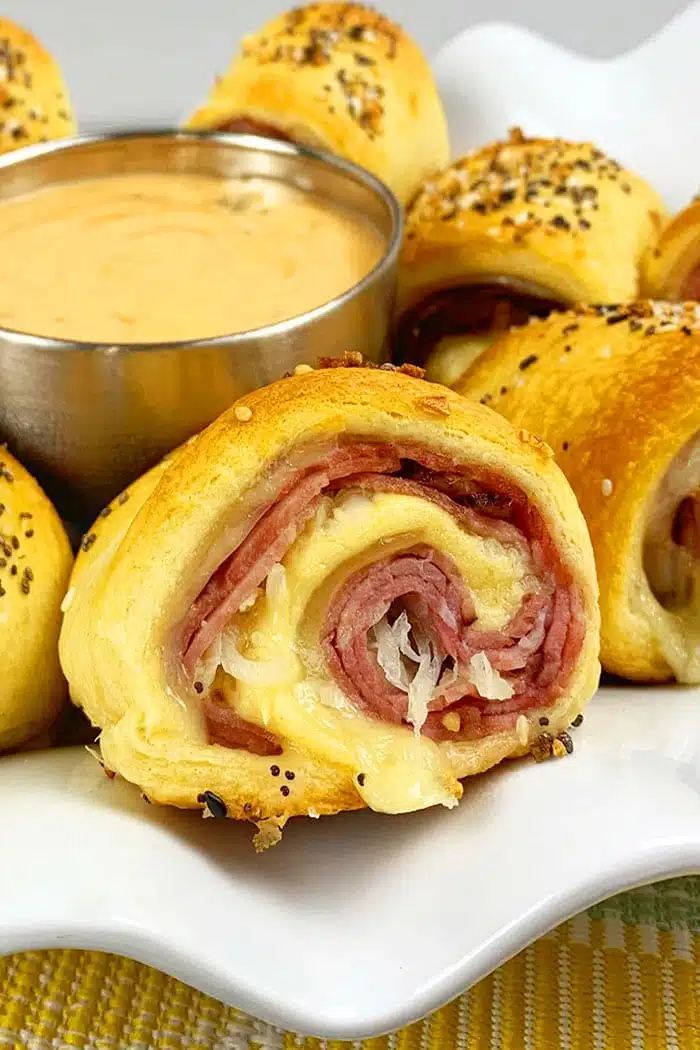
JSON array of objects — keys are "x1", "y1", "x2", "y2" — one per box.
[
  {"x1": 516, "y1": 714, "x2": 530, "y2": 746},
  {"x1": 234, "y1": 405, "x2": 253, "y2": 422},
  {"x1": 404, "y1": 137, "x2": 639, "y2": 264},
  {"x1": 601, "y1": 478, "x2": 613, "y2": 496},
  {"x1": 348, "y1": 94, "x2": 364, "y2": 118},
  {"x1": 280, "y1": 784, "x2": 290, "y2": 797},
  {"x1": 294, "y1": 363, "x2": 314, "y2": 375},
  {"x1": 539, "y1": 717, "x2": 549, "y2": 726},
  {"x1": 60, "y1": 586, "x2": 75, "y2": 613},
  {"x1": 197, "y1": 791, "x2": 227, "y2": 818},
  {"x1": 552, "y1": 739, "x2": 567, "y2": 758},
  {"x1": 357, "y1": 772, "x2": 366, "y2": 786},
  {"x1": 562, "y1": 441, "x2": 569, "y2": 451},
  {"x1": 519, "y1": 354, "x2": 538, "y2": 370},
  {"x1": 285, "y1": 770, "x2": 295, "y2": 781},
  {"x1": 270, "y1": 765, "x2": 280, "y2": 777},
  {"x1": 531, "y1": 732, "x2": 554, "y2": 762},
  {"x1": 571, "y1": 713, "x2": 584, "y2": 728},
  {"x1": 558, "y1": 730, "x2": 575, "y2": 755},
  {"x1": 194, "y1": 681, "x2": 204, "y2": 694}
]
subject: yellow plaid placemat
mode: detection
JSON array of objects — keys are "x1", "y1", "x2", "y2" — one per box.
[{"x1": 1, "y1": 877, "x2": 699, "y2": 1049}]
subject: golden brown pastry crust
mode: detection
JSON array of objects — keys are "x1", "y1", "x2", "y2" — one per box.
[
  {"x1": 455, "y1": 302, "x2": 700, "y2": 681},
  {"x1": 59, "y1": 367, "x2": 599, "y2": 829},
  {"x1": 642, "y1": 199, "x2": 700, "y2": 299},
  {"x1": 0, "y1": 19, "x2": 77, "y2": 153},
  {"x1": 400, "y1": 133, "x2": 665, "y2": 308},
  {"x1": 184, "y1": 3, "x2": 449, "y2": 205},
  {"x1": 396, "y1": 132, "x2": 666, "y2": 380},
  {"x1": 0, "y1": 448, "x2": 72, "y2": 750}
]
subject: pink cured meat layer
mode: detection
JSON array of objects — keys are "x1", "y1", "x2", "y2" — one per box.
[{"x1": 179, "y1": 439, "x2": 586, "y2": 749}]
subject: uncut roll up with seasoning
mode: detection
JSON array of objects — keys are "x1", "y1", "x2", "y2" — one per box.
[
  {"x1": 58, "y1": 360, "x2": 599, "y2": 846},
  {"x1": 395, "y1": 130, "x2": 665, "y2": 387},
  {"x1": 0, "y1": 18, "x2": 77, "y2": 154},
  {"x1": 184, "y1": 3, "x2": 449, "y2": 206},
  {"x1": 0, "y1": 449, "x2": 72, "y2": 751},
  {"x1": 456, "y1": 302, "x2": 700, "y2": 683},
  {"x1": 642, "y1": 195, "x2": 700, "y2": 300}
]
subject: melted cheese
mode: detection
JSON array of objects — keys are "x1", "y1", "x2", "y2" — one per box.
[
  {"x1": 641, "y1": 431, "x2": 700, "y2": 682},
  {"x1": 224, "y1": 490, "x2": 536, "y2": 814},
  {"x1": 631, "y1": 577, "x2": 700, "y2": 682},
  {"x1": 294, "y1": 490, "x2": 535, "y2": 640},
  {"x1": 424, "y1": 333, "x2": 497, "y2": 387}
]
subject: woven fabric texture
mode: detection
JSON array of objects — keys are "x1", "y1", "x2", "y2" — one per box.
[{"x1": 1, "y1": 877, "x2": 699, "y2": 1050}]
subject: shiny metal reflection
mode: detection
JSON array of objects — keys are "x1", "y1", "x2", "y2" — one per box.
[{"x1": 0, "y1": 130, "x2": 401, "y2": 523}]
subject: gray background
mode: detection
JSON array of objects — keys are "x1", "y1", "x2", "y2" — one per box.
[{"x1": 5, "y1": 0, "x2": 693, "y2": 130}]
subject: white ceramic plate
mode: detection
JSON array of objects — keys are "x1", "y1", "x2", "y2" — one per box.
[
  {"x1": 4, "y1": 6, "x2": 700, "y2": 1041},
  {"x1": 435, "y1": 0, "x2": 700, "y2": 210},
  {"x1": 2, "y1": 686, "x2": 700, "y2": 1039}
]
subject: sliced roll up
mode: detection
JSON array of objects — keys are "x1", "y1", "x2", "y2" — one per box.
[
  {"x1": 59, "y1": 362, "x2": 599, "y2": 838},
  {"x1": 0, "y1": 449, "x2": 72, "y2": 750},
  {"x1": 396, "y1": 130, "x2": 665, "y2": 385},
  {"x1": 184, "y1": 3, "x2": 449, "y2": 205},
  {"x1": 0, "y1": 18, "x2": 77, "y2": 154},
  {"x1": 456, "y1": 301, "x2": 700, "y2": 683},
  {"x1": 642, "y1": 197, "x2": 700, "y2": 300}
]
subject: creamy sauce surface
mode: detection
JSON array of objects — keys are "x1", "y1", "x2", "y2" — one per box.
[{"x1": 0, "y1": 172, "x2": 384, "y2": 343}]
